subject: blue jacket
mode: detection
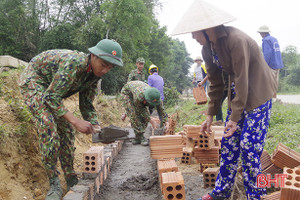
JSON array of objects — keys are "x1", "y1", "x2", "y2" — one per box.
[{"x1": 262, "y1": 34, "x2": 284, "y2": 69}]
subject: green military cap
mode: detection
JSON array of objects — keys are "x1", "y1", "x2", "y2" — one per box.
[
  {"x1": 88, "y1": 39, "x2": 123, "y2": 67},
  {"x1": 136, "y1": 57, "x2": 145, "y2": 63},
  {"x1": 144, "y1": 87, "x2": 161, "y2": 106}
]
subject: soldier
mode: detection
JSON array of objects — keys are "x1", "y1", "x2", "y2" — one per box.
[
  {"x1": 120, "y1": 81, "x2": 168, "y2": 145},
  {"x1": 127, "y1": 57, "x2": 146, "y2": 82},
  {"x1": 18, "y1": 39, "x2": 123, "y2": 200}
]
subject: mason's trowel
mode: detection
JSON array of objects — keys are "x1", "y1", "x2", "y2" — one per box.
[{"x1": 92, "y1": 125, "x2": 135, "y2": 143}]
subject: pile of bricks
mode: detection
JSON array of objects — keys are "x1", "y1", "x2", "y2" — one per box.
[
  {"x1": 271, "y1": 143, "x2": 300, "y2": 169},
  {"x1": 150, "y1": 135, "x2": 183, "y2": 159},
  {"x1": 178, "y1": 125, "x2": 222, "y2": 188},
  {"x1": 63, "y1": 140, "x2": 124, "y2": 200}
]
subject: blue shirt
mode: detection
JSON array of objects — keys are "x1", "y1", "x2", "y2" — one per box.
[
  {"x1": 147, "y1": 72, "x2": 164, "y2": 101},
  {"x1": 262, "y1": 34, "x2": 284, "y2": 69}
]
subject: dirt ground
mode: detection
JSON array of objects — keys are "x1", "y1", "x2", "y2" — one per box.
[{"x1": 97, "y1": 124, "x2": 212, "y2": 200}]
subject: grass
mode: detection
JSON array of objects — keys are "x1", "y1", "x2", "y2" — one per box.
[{"x1": 166, "y1": 97, "x2": 300, "y2": 153}]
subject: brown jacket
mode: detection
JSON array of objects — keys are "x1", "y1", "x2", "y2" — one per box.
[{"x1": 205, "y1": 26, "x2": 277, "y2": 122}]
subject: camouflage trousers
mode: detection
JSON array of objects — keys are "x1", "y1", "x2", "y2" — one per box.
[
  {"x1": 129, "y1": 115, "x2": 148, "y2": 141},
  {"x1": 20, "y1": 84, "x2": 75, "y2": 179}
]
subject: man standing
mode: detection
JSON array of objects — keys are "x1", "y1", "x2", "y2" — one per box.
[
  {"x1": 148, "y1": 64, "x2": 164, "y2": 102},
  {"x1": 192, "y1": 57, "x2": 208, "y2": 91},
  {"x1": 127, "y1": 57, "x2": 146, "y2": 82},
  {"x1": 258, "y1": 25, "x2": 284, "y2": 95},
  {"x1": 121, "y1": 81, "x2": 168, "y2": 146},
  {"x1": 19, "y1": 39, "x2": 123, "y2": 200}
]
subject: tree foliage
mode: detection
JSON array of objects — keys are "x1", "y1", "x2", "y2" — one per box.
[
  {"x1": 281, "y1": 45, "x2": 300, "y2": 87},
  {"x1": 1, "y1": 0, "x2": 193, "y2": 94}
]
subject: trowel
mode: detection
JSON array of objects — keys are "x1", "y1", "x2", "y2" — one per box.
[{"x1": 92, "y1": 125, "x2": 135, "y2": 143}]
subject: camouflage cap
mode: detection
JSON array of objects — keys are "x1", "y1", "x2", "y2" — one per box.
[
  {"x1": 136, "y1": 57, "x2": 145, "y2": 63},
  {"x1": 144, "y1": 87, "x2": 161, "y2": 106}
]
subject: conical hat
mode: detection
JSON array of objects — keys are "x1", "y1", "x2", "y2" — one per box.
[{"x1": 171, "y1": 0, "x2": 237, "y2": 36}]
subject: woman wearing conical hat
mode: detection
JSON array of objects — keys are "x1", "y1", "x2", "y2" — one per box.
[{"x1": 172, "y1": 1, "x2": 277, "y2": 200}]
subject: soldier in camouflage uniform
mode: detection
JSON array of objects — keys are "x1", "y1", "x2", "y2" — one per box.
[
  {"x1": 127, "y1": 57, "x2": 146, "y2": 82},
  {"x1": 120, "y1": 81, "x2": 168, "y2": 145},
  {"x1": 18, "y1": 39, "x2": 123, "y2": 200}
]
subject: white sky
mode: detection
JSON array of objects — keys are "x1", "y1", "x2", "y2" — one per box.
[{"x1": 156, "y1": 0, "x2": 300, "y2": 60}]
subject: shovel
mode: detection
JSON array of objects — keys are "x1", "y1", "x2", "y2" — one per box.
[{"x1": 92, "y1": 125, "x2": 135, "y2": 143}]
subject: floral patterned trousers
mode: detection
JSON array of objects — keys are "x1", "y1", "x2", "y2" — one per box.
[{"x1": 212, "y1": 99, "x2": 272, "y2": 200}]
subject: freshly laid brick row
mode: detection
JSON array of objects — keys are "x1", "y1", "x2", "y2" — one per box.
[
  {"x1": 150, "y1": 135, "x2": 183, "y2": 159},
  {"x1": 63, "y1": 140, "x2": 124, "y2": 200},
  {"x1": 272, "y1": 143, "x2": 300, "y2": 169},
  {"x1": 83, "y1": 146, "x2": 104, "y2": 174},
  {"x1": 161, "y1": 171, "x2": 186, "y2": 200}
]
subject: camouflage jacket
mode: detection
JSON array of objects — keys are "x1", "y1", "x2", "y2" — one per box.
[
  {"x1": 19, "y1": 50, "x2": 100, "y2": 125},
  {"x1": 127, "y1": 69, "x2": 146, "y2": 82},
  {"x1": 120, "y1": 81, "x2": 168, "y2": 124}
]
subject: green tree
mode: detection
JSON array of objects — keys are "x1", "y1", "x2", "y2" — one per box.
[{"x1": 281, "y1": 45, "x2": 300, "y2": 86}]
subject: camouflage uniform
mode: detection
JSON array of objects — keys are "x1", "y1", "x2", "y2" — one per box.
[
  {"x1": 19, "y1": 50, "x2": 100, "y2": 178},
  {"x1": 120, "y1": 81, "x2": 168, "y2": 140},
  {"x1": 127, "y1": 69, "x2": 146, "y2": 82}
]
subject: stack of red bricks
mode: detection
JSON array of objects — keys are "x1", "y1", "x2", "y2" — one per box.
[
  {"x1": 63, "y1": 140, "x2": 124, "y2": 200},
  {"x1": 181, "y1": 125, "x2": 220, "y2": 166},
  {"x1": 150, "y1": 135, "x2": 183, "y2": 159}
]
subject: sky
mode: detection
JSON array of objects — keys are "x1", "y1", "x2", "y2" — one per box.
[{"x1": 156, "y1": 0, "x2": 300, "y2": 60}]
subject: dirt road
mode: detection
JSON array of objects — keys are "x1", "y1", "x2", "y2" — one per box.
[{"x1": 276, "y1": 94, "x2": 300, "y2": 104}]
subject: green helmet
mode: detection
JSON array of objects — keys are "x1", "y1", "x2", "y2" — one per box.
[
  {"x1": 136, "y1": 57, "x2": 145, "y2": 63},
  {"x1": 144, "y1": 87, "x2": 161, "y2": 106},
  {"x1": 88, "y1": 39, "x2": 123, "y2": 67},
  {"x1": 257, "y1": 25, "x2": 270, "y2": 33}
]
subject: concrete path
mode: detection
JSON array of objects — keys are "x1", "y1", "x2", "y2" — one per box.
[{"x1": 276, "y1": 95, "x2": 300, "y2": 105}]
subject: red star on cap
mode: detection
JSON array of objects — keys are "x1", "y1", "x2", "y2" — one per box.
[{"x1": 112, "y1": 50, "x2": 117, "y2": 56}]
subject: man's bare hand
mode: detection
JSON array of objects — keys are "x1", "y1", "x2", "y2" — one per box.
[{"x1": 73, "y1": 119, "x2": 94, "y2": 134}]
